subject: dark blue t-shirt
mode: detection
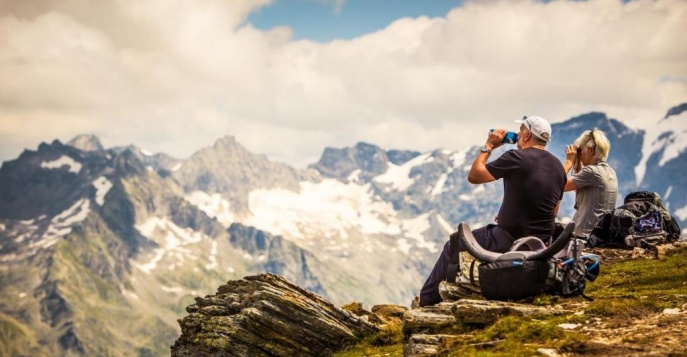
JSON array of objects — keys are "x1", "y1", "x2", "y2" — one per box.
[{"x1": 486, "y1": 148, "x2": 566, "y2": 239}]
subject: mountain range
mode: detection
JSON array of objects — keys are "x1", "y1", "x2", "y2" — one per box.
[{"x1": 0, "y1": 103, "x2": 685, "y2": 356}]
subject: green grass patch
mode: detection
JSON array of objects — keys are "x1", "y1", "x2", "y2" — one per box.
[
  {"x1": 442, "y1": 316, "x2": 587, "y2": 357},
  {"x1": 584, "y1": 245, "x2": 687, "y2": 317},
  {"x1": 472, "y1": 316, "x2": 565, "y2": 343},
  {"x1": 332, "y1": 319, "x2": 404, "y2": 357},
  {"x1": 0, "y1": 314, "x2": 37, "y2": 357},
  {"x1": 585, "y1": 298, "x2": 667, "y2": 318},
  {"x1": 331, "y1": 344, "x2": 403, "y2": 357},
  {"x1": 587, "y1": 245, "x2": 687, "y2": 297}
]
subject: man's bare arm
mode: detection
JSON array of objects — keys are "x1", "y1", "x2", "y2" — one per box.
[
  {"x1": 468, "y1": 129, "x2": 504, "y2": 184},
  {"x1": 468, "y1": 147, "x2": 496, "y2": 184}
]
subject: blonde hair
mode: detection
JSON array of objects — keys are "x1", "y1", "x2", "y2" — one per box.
[{"x1": 574, "y1": 129, "x2": 611, "y2": 163}]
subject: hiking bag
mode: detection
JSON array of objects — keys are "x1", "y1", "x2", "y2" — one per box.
[
  {"x1": 448, "y1": 222, "x2": 599, "y2": 301},
  {"x1": 589, "y1": 191, "x2": 681, "y2": 249}
]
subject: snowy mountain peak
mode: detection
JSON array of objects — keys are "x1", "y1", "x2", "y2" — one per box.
[
  {"x1": 636, "y1": 106, "x2": 687, "y2": 184},
  {"x1": 67, "y1": 134, "x2": 104, "y2": 152},
  {"x1": 310, "y1": 142, "x2": 387, "y2": 182},
  {"x1": 311, "y1": 142, "x2": 420, "y2": 183}
]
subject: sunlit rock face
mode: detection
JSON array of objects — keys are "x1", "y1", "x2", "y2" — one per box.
[{"x1": 171, "y1": 273, "x2": 378, "y2": 357}]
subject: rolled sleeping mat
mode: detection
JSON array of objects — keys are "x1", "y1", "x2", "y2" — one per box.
[
  {"x1": 492, "y1": 236, "x2": 549, "y2": 261},
  {"x1": 456, "y1": 223, "x2": 503, "y2": 263},
  {"x1": 510, "y1": 236, "x2": 547, "y2": 252}
]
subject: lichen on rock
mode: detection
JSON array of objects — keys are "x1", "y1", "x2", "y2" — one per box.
[{"x1": 171, "y1": 273, "x2": 378, "y2": 357}]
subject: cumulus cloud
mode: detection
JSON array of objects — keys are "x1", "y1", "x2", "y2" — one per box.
[{"x1": 0, "y1": 0, "x2": 685, "y2": 167}]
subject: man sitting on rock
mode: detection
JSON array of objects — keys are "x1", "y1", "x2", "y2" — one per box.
[{"x1": 418, "y1": 116, "x2": 567, "y2": 307}]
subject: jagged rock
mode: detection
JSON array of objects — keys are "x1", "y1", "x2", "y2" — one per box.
[
  {"x1": 404, "y1": 299, "x2": 571, "y2": 335},
  {"x1": 403, "y1": 303, "x2": 456, "y2": 333},
  {"x1": 341, "y1": 301, "x2": 387, "y2": 325},
  {"x1": 371, "y1": 304, "x2": 409, "y2": 320},
  {"x1": 58, "y1": 322, "x2": 85, "y2": 354},
  {"x1": 171, "y1": 273, "x2": 378, "y2": 357},
  {"x1": 310, "y1": 142, "x2": 392, "y2": 182},
  {"x1": 404, "y1": 334, "x2": 462, "y2": 356},
  {"x1": 438, "y1": 281, "x2": 482, "y2": 302},
  {"x1": 452, "y1": 299, "x2": 571, "y2": 325}
]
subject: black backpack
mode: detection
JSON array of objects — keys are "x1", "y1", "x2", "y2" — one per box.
[
  {"x1": 449, "y1": 223, "x2": 599, "y2": 301},
  {"x1": 589, "y1": 191, "x2": 681, "y2": 249}
]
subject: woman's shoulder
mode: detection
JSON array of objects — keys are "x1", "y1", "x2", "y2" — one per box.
[{"x1": 583, "y1": 162, "x2": 617, "y2": 179}]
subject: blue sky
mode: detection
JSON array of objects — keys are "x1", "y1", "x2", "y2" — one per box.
[{"x1": 249, "y1": 0, "x2": 461, "y2": 42}]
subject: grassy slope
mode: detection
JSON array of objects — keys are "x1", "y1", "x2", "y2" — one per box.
[
  {"x1": 333, "y1": 245, "x2": 687, "y2": 357},
  {"x1": 0, "y1": 314, "x2": 38, "y2": 357}
]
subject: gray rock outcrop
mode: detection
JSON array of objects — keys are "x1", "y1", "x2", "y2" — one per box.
[{"x1": 171, "y1": 273, "x2": 378, "y2": 357}]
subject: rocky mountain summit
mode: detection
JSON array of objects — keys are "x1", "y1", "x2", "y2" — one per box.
[
  {"x1": 172, "y1": 135, "x2": 309, "y2": 216},
  {"x1": 66, "y1": 134, "x2": 104, "y2": 152},
  {"x1": 311, "y1": 142, "x2": 421, "y2": 183}
]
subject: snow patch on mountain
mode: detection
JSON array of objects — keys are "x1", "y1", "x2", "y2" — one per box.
[
  {"x1": 184, "y1": 191, "x2": 235, "y2": 227},
  {"x1": 134, "y1": 217, "x2": 208, "y2": 274},
  {"x1": 141, "y1": 149, "x2": 153, "y2": 156},
  {"x1": 636, "y1": 111, "x2": 687, "y2": 185},
  {"x1": 450, "y1": 147, "x2": 471, "y2": 168},
  {"x1": 245, "y1": 179, "x2": 399, "y2": 240},
  {"x1": 24, "y1": 199, "x2": 91, "y2": 250},
  {"x1": 373, "y1": 153, "x2": 433, "y2": 191},
  {"x1": 40, "y1": 155, "x2": 82, "y2": 174},
  {"x1": 664, "y1": 186, "x2": 673, "y2": 200},
  {"x1": 675, "y1": 204, "x2": 687, "y2": 221},
  {"x1": 46, "y1": 199, "x2": 90, "y2": 238},
  {"x1": 245, "y1": 178, "x2": 439, "y2": 256},
  {"x1": 436, "y1": 214, "x2": 454, "y2": 233},
  {"x1": 398, "y1": 213, "x2": 436, "y2": 253},
  {"x1": 160, "y1": 286, "x2": 185, "y2": 294},
  {"x1": 92, "y1": 176, "x2": 113, "y2": 206},
  {"x1": 205, "y1": 240, "x2": 218, "y2": 270},
  {"x1": 347, "y1": 169, "x2": 362, "y2": 183},
  {"x1": 431, "y1": 173, "x2": 448, "y2": 196}
]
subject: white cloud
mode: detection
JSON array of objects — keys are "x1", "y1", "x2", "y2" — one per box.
[{"x1": 0, "y1": 0, "x2": 685, "y2": 168}]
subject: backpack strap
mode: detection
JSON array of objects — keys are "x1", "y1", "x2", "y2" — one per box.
[
  {"x1": 469, "y1": 259, "x2": 478, "y2": 286},
  {"x1": 446, "y1": 231, "x2": 461, "y2": 283},
  {"x1": 525, "y1": 222, "x2": 576, "y2": 261}
]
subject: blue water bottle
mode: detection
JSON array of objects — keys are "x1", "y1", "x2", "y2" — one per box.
[{"x1": 489, "y1": 129, "x2": 518, "y2": 144}]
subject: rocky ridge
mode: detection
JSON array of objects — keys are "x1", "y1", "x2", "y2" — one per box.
[{"x1": 171, "y1": 273, "x2": 378, "y2": 357}]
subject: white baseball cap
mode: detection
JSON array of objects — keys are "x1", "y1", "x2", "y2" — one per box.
[{"x1": 515, "y1": 115, "x2": 552, "y2": 142}]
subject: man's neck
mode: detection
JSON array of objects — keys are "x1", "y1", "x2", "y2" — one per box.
[{"x1": 520, "y1": 142, "x2": 546, "y2": 150}]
